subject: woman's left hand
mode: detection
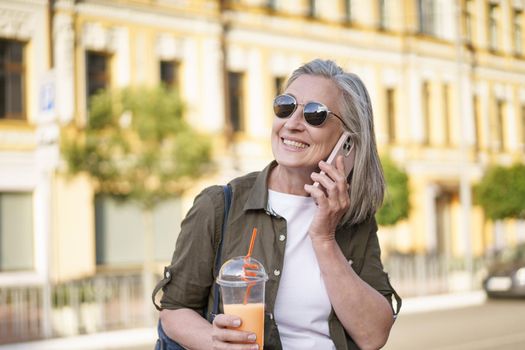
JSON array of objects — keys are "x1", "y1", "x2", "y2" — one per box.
[{"x1": 304, "y1": 155, "x2": 350, "y2": 243}]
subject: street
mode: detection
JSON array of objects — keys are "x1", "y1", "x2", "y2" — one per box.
[
  {"x1": 9, "y1": 294, "x2": 525, "y2": 350},
  {"x1": 384, "y1": 299, "x2": 525, "y2": 350},
  {"x1": 121, "y1": 299, "x2": 525, "y2": 350}
]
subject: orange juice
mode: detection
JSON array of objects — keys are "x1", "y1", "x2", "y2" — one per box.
[{"x1": 224, "y1": 303, "x2": 264, "y2": 348}]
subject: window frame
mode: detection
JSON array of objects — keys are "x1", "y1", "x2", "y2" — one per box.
[
  {"x1": 274, "y1": 76, "x2": 286, "y2": 96},
  {"x1": 442, "y1": 83, "x2": 451, "y2": 146},
  {"x1": 418, "y1": 0, "x2": 435, "y2": 35},
  {"x1": 464, "y1": 0, "x2": 474, "y2": 43},
  {"x1": 421, "y1": 81, "x2": 431, "y2": 145},
  {"x1": 85, "y1": 50, "x2": 111, "y2": 108},
  {"x1": 495, "y1": 99, "x2": 505, "y2": 152},
  {"x1": 228, "y1": 71, "x2": 245, "y2": 133},
  {"x1": 307, "y1": 0, "x2": 316, "y2": 18},
  {"x1": 513, "y1": 9, "x2": 523, "y2": 55},
  {"x1": 344, "y1": 0, "x2": 352, "y2": 23},
  {"x1": 473, "y1": 95, "x2": 480, "y2": 151},
  {"x1": 378, "y1": 0, "x2": 388, "y2": 30},
  {"x1": 0, "y1": 191, "x2": 34, "y2": 272},
  {"x1": 385, "y1": 87, "x2": 396, "y2": 144},
  {"x1": 521, "y1": 104, "x2": 525, "y2": 151},
  {"x1": 488, "y1": 3, "x2": 499, "y2": 52},
  {"x1": 0, "y1": 38, "x2": 26, "y2": 120},
  {"x1": 160, "y1": 59, "x2": 181, "y2": 90}
]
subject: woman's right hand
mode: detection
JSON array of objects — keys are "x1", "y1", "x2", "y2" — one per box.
[{"x1": 212, "y1": 314, "x2": 259, "y2": 350}]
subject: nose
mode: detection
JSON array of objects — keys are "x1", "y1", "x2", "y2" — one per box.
[{"x1": 283, "y1": 105, "x2": 306, "y2": 130}]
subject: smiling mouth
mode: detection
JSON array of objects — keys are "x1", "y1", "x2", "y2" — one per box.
[{"x1": 282, "y1": 138, "x2": 309, "y2": 149}]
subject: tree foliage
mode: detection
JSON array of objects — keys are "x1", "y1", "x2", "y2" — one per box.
[
  {"x1": 376, "y1": 156, "x2": 410, "y2": 226},
  {"x1": 61, "y1": 86, "x2": 213, "y2": 208},
  {"x1": 474, "y1": 163, "x2": 525, "y2": 220}
]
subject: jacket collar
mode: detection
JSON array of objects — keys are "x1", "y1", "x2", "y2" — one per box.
[
  {"x1": 243, "y1": 161, "x2": 277, "y2": 212},
  {"x1": 240, "y1": 160, "x2": 362, "y2": 230}
]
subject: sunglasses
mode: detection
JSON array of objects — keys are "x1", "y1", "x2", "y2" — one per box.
[{"x1": 273, "y1": 94, "x2": 344, "y2": 127}]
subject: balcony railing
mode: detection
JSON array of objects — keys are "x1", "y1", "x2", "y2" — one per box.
[
  {"x1": 0, "y1": 271, "x2": 148, "y2": 345},
  {"x1": 384, "y1": 253, "x2": 486, "y2": 298}
]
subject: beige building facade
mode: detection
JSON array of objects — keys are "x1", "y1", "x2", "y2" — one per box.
[{"x1": 1, "y1": 0, "x2": 525, "y2": 289}]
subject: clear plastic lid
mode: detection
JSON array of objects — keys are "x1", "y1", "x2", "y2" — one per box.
[{"x1": 216, "y1": 256, "x2": 268, "y2": 287}]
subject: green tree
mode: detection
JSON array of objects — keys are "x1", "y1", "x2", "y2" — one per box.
[
  {"x1": 475, "y1": 163, "x2": 525, "y2": 220},
  {"x1": 376, "y1": 156, "x2": 410, "y2": 226},
  {"x1": 63, "y1": 86, "x2": 212, "y2": 206},
  {"x1": 61, "y1": 85, "x2": 213, "y2": 321}
]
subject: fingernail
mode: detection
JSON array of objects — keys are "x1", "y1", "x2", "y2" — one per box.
[
  {"x1": 251, "y1": 345, "x2": 259, "y2": 350},
  {"x1": 232, "y1": 319, "x2": 241, "y2": 327},
  {"x1": 248, "y1": 334, "x2": 256, "y2": 341}
]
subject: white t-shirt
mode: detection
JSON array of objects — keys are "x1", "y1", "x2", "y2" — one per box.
[{"x1": 268, "y1": 190, "x2": 336, "y2": 350}]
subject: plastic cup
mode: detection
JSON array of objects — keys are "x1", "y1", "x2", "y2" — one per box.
[{"x1": 216, "y1": 256, "x2": 268, "y2": 349}]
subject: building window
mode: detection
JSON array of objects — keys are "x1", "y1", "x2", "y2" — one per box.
[
  {"x1": 274, "y1": 76, "x2": 286, "y2": 124},
  {"x1": 0, "y1": 39, "x2": 25, "y2": 120},
  {"x1": 521, "y1": 104, "x2": 525, "y2": 150},
  {"x1": 464, "y1": 0, "x2": 474, "y2": 43},
  {"x1": 514, "y1": 9, "x2": 523, "y2": 55},
  {"x1": 308, "y1": 0, "x2": 316, "y2": 17},
  {"x1": 443, "y1": 84, "x2": 451, "y2": 146},
  {"x1": 228, "y1": 71, "x2": 245, "y2": 133},
  {"x1": 160, "y1": 60, "x2": 180, "y2": 89},
  {"x1": 0, "y1": 192, "x2": 33, "y2": 271},
  {"x1": 385, "y1": 88, "x2": 396, "y2": 143},
  {"x1": 379, "y1": 0, "x2": 388, "y2": 29},
  {"x1": 95, "y1": 195, "x2": 182, "y2": 265},
  {"x1": 274, "y1": 76, "x2": 286, "y2": 95},
  {"x1": 495, "y1": 99, "x2": 505, "y2": 151},
  {"x1": 422, "y1": 81, "x2": 431, "y2": 145},
  {"x1": 86, "y1": 51, "x2": 110, "y2": 107},
  {"x1": 418, "y1": 0, "x2": 435, "y2": 35},
  {"x1": 473, "y1": 95, "x2": 480, "y2": 151},
  {"x1": 344, "y1": 0, "x2": 352, "y2": 22},
  {"x1": 488, "y1": 3, "x2": 499, "y2": 51}
]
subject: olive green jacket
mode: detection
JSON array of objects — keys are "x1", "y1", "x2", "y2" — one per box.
[{"x1": 155, "y1": 162, "x2": 401, "y2": 350}]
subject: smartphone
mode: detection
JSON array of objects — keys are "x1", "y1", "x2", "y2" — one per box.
[{"x1": 313, "y1": 131, "x2": 355, "y2": 188}]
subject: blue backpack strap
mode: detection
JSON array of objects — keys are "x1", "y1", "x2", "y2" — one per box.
[{"x1": 210, "y1": 184, "x2": 232, "y2": 321}]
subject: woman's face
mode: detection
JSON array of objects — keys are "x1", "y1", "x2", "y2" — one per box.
[{"x1": 271, "y1": 74, "x2": 345, "y2": 174}]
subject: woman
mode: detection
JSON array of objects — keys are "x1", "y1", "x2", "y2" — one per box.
[{"x1": 154, "y1": 59, "x2": 400, "y2": 350}]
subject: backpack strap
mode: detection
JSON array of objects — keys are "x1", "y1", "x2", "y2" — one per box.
[{"x1": 209, "y1": 184, "x2": 232, "y2": 321}]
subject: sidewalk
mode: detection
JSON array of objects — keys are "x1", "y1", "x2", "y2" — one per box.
[
  {"x1": 0, "y1": 291, "x2": 487, "y2": 350},
  {"x1": 0, "y1": 327, "x2": 157, "y2": 350},
  {"x1": 400, "y1": 290, "x2": 486, "y2": 314}
]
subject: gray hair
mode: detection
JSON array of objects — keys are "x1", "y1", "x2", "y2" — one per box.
[{"x1": 285, "y1": 59, "x2": 385, "y2": 225}]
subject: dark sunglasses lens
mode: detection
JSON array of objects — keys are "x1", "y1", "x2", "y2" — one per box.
[
  {"x1": 304, "y1": 102, "x2": 327, "y2": 126},
  {"x1": 274, "y1": 95, "x2": 296, "y2": 118}
]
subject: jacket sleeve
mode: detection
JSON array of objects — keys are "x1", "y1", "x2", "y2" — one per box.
[{"x1": 358, "y1": 218, "x2": 402, "y2": 316}]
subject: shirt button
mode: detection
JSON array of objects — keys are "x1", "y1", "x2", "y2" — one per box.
[
  {"x1": 273, "y1": 269, "x2": 281, "y2": 276},
  {"x1": 279, "y1": 234, "x2": 286, "y2": 241},
  {"x1": 165, "y1": 271, "x2": 171, "y2": 279}
]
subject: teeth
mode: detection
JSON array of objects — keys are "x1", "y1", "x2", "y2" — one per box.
[{"x1": 283, "y1": 139, "x2": 308, "y2": 149}]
